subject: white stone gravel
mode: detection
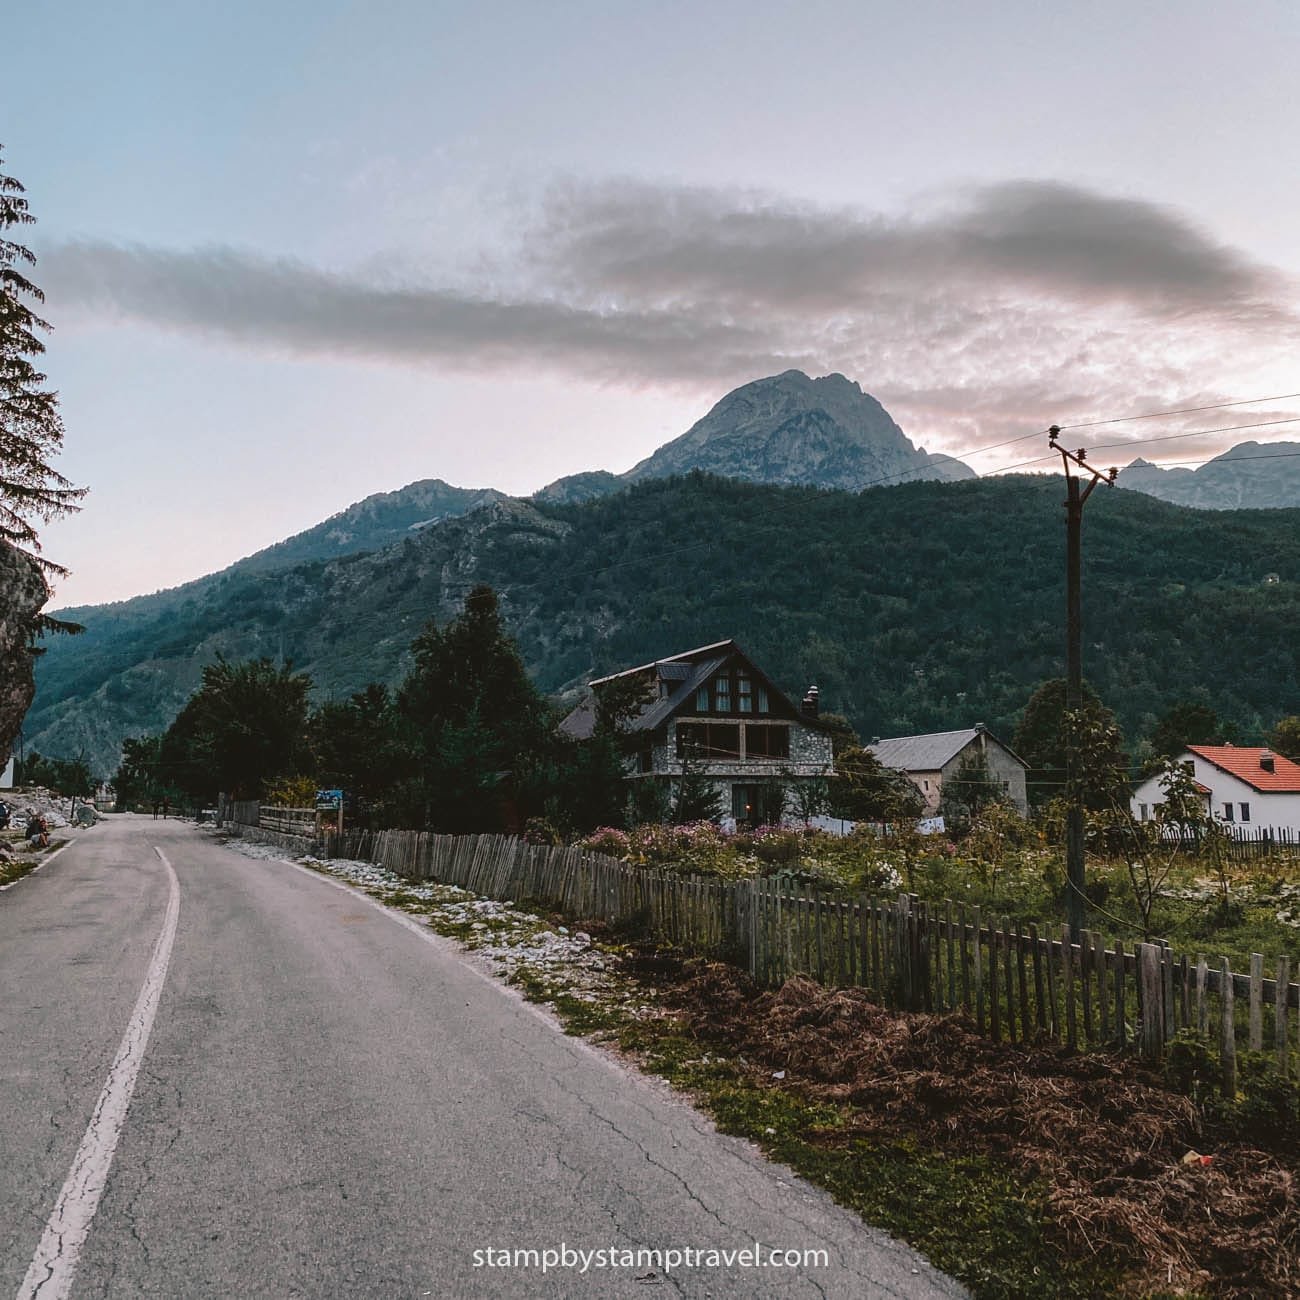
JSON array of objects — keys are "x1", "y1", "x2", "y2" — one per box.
[{"x1": 0, "y1": 787, "x2": 79, "y2": 829}]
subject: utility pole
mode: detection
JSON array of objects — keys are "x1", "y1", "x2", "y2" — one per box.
[{"x1": 1049, "y1": 427, "x2": 1117, "y2": 940}]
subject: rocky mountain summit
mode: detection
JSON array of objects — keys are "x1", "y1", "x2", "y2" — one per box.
[
  {"x1": 1118, "y1": 441, "x2": 1300, "y2": 510},
  {"x1": 626, "y1": 371, "x2": 974, "y2": 488},
  {"x1": 538, "y1": 370, "x2": 973, "y2": 501}
]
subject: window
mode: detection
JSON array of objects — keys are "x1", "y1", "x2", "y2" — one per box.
[
  {"x1": 1139, "y1": 803, "x2": 1148, "y2": 821},
  {"x1": 677, "y1": 722, "x2": 740, "y2": 760},
  {"x1": 745, "y1": 725, "x2": 789, "y2": 759},
  {"x1": 1223, "y1": 803, "x2": 1234, "y2": 821},
  {"x1": 737, "y1": 673, "x2": 753, "y2": 713},
  {"x1": 699, "y1": 666, "x2": 772, "y2": 714},
  {"x1": 1240, "y1": 802, "x2": 1251, "y2": 823}
]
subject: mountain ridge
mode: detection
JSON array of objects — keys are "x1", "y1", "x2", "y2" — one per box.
[{"x1": 27, "y1": 474, "x2": 1300, "y2": 776}]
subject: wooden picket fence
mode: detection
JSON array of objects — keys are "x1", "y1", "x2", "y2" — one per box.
[
  {"x1": 226, "y1": 817, "x2": 1298, "y2": 1092},
  {"x1": 1163, "y1": 824, "x2": 1300, "y2": 861}
]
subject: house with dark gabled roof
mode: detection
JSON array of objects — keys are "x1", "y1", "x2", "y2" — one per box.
[
  {"x1": 559, "y1": 639, "x2": 833, "y2": 825},
  {"x1": 865, "y1": 724, "x2": 1029, "y2": 817},
  {"x1": 1131, "y1": 744, "x2": 1300, "y2": 833}
]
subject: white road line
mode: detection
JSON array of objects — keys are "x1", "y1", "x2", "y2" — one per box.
[{"x1": 16, "y1": 846, "x2": 181, "y2": 1300}]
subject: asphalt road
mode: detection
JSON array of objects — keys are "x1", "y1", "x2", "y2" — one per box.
[{"x1": 0, "y1": 816, "x2": 967, "y2": 1299}]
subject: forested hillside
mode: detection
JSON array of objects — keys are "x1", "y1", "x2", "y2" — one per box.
[{"x1": 28, "y1": 474, "x2": 1300, "y2": 775}]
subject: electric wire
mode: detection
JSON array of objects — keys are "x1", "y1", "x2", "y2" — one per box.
[{"x1": 1054, "y1": 390, "x2": 1300, "y2": 431}]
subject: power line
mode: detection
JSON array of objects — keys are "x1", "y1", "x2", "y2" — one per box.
[
  {"x1": 1117, "y1": 447, "x2": 1300, "y2": 472},
  {"x1": 1055, "y1": 389, "x2": 1300, "y2": 432},
  {"x1": 1087, "y1": 414, "x2": 1300, "y2": 454}
]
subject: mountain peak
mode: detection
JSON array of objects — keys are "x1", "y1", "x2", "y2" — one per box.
[{"x1": 623, "y1": 370, "x2": 973, "y2": 490}]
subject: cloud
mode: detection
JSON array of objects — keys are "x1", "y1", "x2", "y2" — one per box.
[
  {"x1": 533, "y1": 178, "x2": 1277, "y2": 313},
  {"x1": 39, "y1": 178, "x2": 1300, "y2": 464},
  {"x1": 40, "y1": 240, "x2": 800, "y2": 382}
]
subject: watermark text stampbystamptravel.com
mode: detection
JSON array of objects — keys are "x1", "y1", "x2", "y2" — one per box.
[{"x1": 471, "y1": 1242, "x2": 830, "y2": 1275}]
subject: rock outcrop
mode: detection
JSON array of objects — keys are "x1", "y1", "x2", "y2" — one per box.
[{"x1": 0, "y1": 542, "x2": 49, "y2": 767}]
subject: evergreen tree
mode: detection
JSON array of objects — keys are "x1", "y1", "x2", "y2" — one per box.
[
  {"x1": 396, "y1": 585, "x2": 550, "y2": 831},
  {"x1": 0, "y1": 145, "x2": 84, "y2": 574},
  {"x1": 938, "y1": 751, "x2": 1006, "y2": 825}
]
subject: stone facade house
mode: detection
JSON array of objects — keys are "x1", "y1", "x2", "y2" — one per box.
[
  {"x1": 559, "y1": 640, "x2": 833, "y2": 825},
  {"x1": 865, "y1": 725, "x2": 1029, "y2": 817},
  {"x1": 1130, "y1": 745, "x2": 1300, "y2": 834}
]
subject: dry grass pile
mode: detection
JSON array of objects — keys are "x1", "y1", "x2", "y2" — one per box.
[{"x1": 646, "y1": 957, "x2": 1299, "y2": 1298}]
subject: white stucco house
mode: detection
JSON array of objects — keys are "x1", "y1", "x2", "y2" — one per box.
[{"x1": 1131, "y1": 744, "x2": 1300, "y2": 834}]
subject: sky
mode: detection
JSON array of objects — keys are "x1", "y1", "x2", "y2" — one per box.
[{"x1": 6, "y1": 0, "x2": 1300, "y2": 607}]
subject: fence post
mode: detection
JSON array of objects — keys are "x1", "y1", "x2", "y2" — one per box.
[
  {"x1": 1138, "y1": 943, "x2": 1163, "y2": 1061},
  {"x1": 1277, "y1": 955, "x2": 1291, "y2": 1076},
  {"x1": 1249, "y1": 953, "x2": 1264, "y2": 1052},
  {"x1": 1221, "y1": 957, "x2": 1237, "y2": 1099}
]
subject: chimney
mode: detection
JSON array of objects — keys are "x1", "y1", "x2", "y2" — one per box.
[
  {"x1": 1261, "y1": 749, "x2": 1276, "y2": 773},
  {"x1": 974, "y1": 721, "x2": 987, "y2": 732},
  {"x1": 801, "y1": 686, "x2": 820, "y2": 719},
  {"x1": 870, "y1": 736, "x2": 881, "y2": 747}
]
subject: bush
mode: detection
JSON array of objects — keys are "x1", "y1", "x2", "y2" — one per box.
[
  {"x1": 1229, "y1": 1053, "x2": 1300, "y2": 1144},
  {"x1": 579, "y1": 827, "x2": 631, "y2": 857}
]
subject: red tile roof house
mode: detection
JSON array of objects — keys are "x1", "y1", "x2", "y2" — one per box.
[
  {"x1": 1130, "y1": 744, "x2": 1300, "y2": 835},
  {"x1": 558, "y1": 640, "x2": 834, "y2": 826}
]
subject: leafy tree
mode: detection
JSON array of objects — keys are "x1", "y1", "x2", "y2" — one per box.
[
  {"x1": 309, "y1": 683, "x2": 404, "y2": 801},
  {"x1": 1148, "y1": 699, "x2": 1224, "y2": 760},
  {"x1": 1269, "y1": 715, "x2": 1300, "y2": 761},
  {"x1": 1013, "y1": 678, "x2": 1129, "y2": 810},
  {"x1": 816, "y1": 711, "x2": 860, "y2": 758},
  {"x1": 829, "y1": 746, "x2": 924, "y2": 824},
  {"x1": 1, "y1": 145, "x2": 84, "y2": 573},
  {"x1": 157, "y1": 657, "x2": 312, "y2": 801},
  {"x1": 1108, "y1": 759, "x2": 1216, "y2": 936},
  {"x1": 15, "y1": 748, "x2": 93, "y2": 796},
  {"x1": 112, "y1": 735, "x2": 166, "y2": 810}
]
